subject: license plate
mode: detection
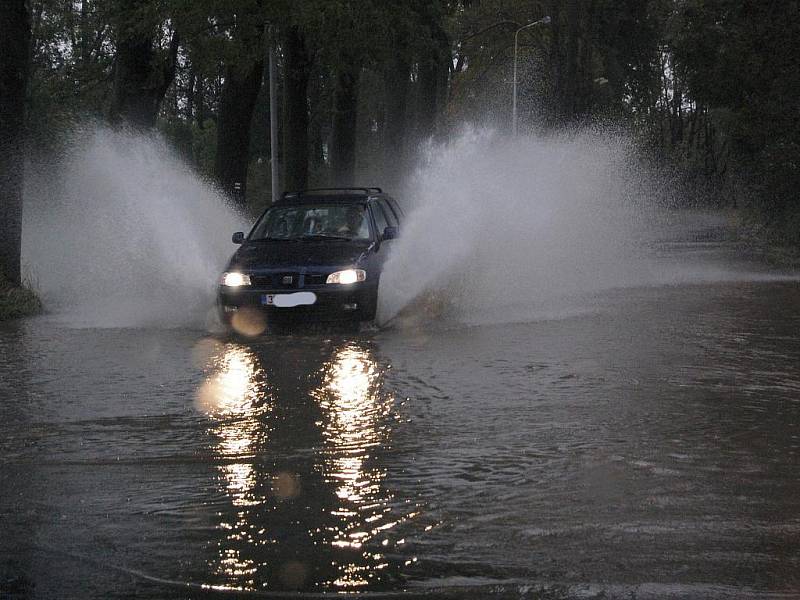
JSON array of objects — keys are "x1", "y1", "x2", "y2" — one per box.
[{"x1": 261, "y1": 292, "x2": 317, "y2": 307}]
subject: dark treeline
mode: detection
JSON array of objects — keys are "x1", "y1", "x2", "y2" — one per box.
[{"x1": 1, "y1": 0, "x2": 799, "y2": 285}]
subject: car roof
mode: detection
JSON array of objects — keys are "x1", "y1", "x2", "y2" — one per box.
[{"x1": 274, "y1": 187, "x2": 387, "y2": 206}]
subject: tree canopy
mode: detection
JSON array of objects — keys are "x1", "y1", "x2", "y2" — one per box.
[{"x1": 2, "y1": 0, "x2": 799, "y2": 289}]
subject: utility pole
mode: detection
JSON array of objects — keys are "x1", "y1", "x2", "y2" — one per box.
[{"x1": 266, "y1": 24, "x2": 280, "y2": 202}]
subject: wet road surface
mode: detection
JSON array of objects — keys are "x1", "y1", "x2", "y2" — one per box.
[{"x1": 2, "y1": 244, "x2": 800, "y2": 599}]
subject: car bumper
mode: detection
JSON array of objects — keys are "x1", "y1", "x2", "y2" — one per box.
[{"x1": 217, "y1": 282, "x2": 378, "y2": 322}]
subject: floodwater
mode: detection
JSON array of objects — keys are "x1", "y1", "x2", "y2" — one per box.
[{"x1": 2, "y1": 232, "x2": 800, "y2": 599}]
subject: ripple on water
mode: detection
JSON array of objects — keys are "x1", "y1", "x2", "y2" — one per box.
[{"x1": 2, "y1": 280, "x2": 800, "y2": 595}]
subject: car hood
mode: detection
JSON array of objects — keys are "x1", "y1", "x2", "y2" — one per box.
[{"x1": 229, "y1": 240, "x2": 372, "y2": 270}]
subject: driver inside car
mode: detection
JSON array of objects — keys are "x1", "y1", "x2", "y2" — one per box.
[{"x1": 338, "y1": 206, "x2": 366, "y2": 237}]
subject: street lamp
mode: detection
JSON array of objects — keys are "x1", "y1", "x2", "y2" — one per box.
[{"x1": 512, "y1": 16, "x2": 550, "y2": 136}]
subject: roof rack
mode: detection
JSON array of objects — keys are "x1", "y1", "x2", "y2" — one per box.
[{"x1": 282, "y1": 187, "x2": 383, "y2": 199}]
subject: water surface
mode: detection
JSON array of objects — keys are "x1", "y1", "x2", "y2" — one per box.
[{"x1": 2, "y1": 244, "x2": 800, "y2": 599}]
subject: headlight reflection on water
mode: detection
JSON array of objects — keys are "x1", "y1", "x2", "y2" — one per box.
[
  {"x1": 194, "y1": 340, "x2": 417, "y2": 591},
  {"x1": 323, "y1": 348, "x2": 385, "y2": 505},
  {"x1": 313, "y1": 346, "x2": 415, "y2": 588},
  {"x1": 196, "y1": 342, "x2": 269, "y2": 587}
]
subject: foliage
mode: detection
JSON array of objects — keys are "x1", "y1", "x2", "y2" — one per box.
[
  {"x1": 27, "y1": 0, "x2": 114, "y2": 147},
  {"x1": 15, "y1": 0, "x2": 800, "y2": 244},
  {"x1": 669, "y1": 0, "x2": 800, "y2": 237},
  {"x1": 0, "y1": 276, "x2": 42, "y2": 321}
]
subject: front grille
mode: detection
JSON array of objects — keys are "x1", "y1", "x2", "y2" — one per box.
[
  {"x1": 276, "y1": 272, "x2": 299, "y2": 288},
  {"x1": 250, "y1": 273, "x2": 301, "y2": 289},
  {"x1": 249, "y1": 272, "x2": 335, "y2": 289},
  {"x1": 250, "y1": 275, "x2": 271, "y2": 287},
  {"x1": 304, "y1": 273, "x2": 327, "y2": 287}
]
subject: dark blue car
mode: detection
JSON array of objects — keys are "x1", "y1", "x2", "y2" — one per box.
[{"x1": 218, "y1": 188, "x2": 403, "y2": 327}]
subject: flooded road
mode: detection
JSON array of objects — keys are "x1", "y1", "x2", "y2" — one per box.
[{"x1": 2, "y1": 242, "x2": 800, "y2": 598}]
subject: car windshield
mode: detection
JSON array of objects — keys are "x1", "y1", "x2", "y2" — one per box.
[{"x1": 249, "y1": 204, "x2": 371, "y2": 241}]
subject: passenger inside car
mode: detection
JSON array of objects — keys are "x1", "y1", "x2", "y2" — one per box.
[{"x1": 338, "y1": 206, "x2": 367, "y2": 238}]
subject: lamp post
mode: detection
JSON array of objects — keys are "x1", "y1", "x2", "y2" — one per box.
[
  {"x1": 264, "y1": 24, "x2": 280, "y2": 202},
  {"x1": 268, "y1": 26, "x2": 281, "y2": 202},
  {"x1": 512, "y1": 16, "x2": 550, "y2": 136}
]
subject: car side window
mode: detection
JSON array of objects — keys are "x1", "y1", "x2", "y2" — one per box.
[
  {"x1": 378, "y1": 199, "x2": 398, "y2": 229},
  {"x1": 386, "y1": 197, "x2": 404, "y2": 221},
  {"x1": 371, "y1": 202, "x2": 389, "y2": 236}
]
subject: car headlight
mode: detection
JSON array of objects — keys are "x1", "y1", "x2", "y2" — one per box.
[
  {"x1": 326, "y1": 269, "x2": 366, "y2": 285},
  {"x1": 221, "y1": 272, "x2": 251, "y2": 287}
]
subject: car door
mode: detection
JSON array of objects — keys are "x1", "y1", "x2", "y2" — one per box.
[
  {"x1": 385, "y1": 196, "x2": 404, "y2": 222},
  {"x1": 368, "y1": 199, "x2": 398, "y2": 274},
  {"x1": 380, "y1": 198, "x2": 401, "y2": 234}
]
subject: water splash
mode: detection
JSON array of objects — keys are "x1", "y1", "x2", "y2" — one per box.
[
  {"x1": 377, "y1": 127, "x2": 794, "y2": 326},
  {"x1": 377, "y1": 127, "x2": 654, "y2": 324},
  {"x1": 20, "y1": 125, "x2": 793, "y2": 331},
  {"x1": 22, "y1": 126, "x2": 246, "y2": 328}
]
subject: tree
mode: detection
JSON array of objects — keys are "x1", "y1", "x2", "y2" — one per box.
[
  {"x1": 283, "y1": 24, "x2": 311, "y2": 191},
  {"x1": 671, "y1": 0, "x2": 800, "y2": 226},
  {"x1": 445, "y1": 0, "x2": 549, "y2": 129},
  {"x1": 302, "y1": 0, "x2": 389, "y2": 186},
  {"x1": 413, "y1": 1, "x2": 451, "y2": 140},
  {"x1": 0, "y1": 0, "x2": 32, "y2": 286},
  {"x1": 381, "y1": 46, "x2": 411, "y2": 187},
  {"x1": 547, "y1": 0, "x2": 596, "y2": 121},
  {"x1": 26, "y1": 0, "x2": 115, "y2": 146},
  {"x1": 214, "y1": 20, "x2": 264, "y2": 204},
  {"x1": 330, "y1": 53, "x2": 360, "y2": 186},
  {"x1": 108, "y1": 0, "x2": 179, "y2": 129}
]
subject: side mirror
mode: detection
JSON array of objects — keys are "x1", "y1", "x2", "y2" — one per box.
[
  {"x1": 382, "y1": 226, "x2": 398, "y2": 240},
  {"x1": 232, "y1": 231, "x2": 245, "y2": 244}
]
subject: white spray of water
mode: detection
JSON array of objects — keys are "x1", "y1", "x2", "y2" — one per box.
[
  {"x1": 377, "y1": 127, "x2": 794, "y2": 326},
  {"x1": 21, "y1": 125, "x2": 793, "y2": 331},
  {"x1": 23, "y1": 126, "x2": 246, "y2": 328}
]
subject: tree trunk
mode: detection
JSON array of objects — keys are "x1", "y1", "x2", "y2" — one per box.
[
  {"x1": 195, "y1": 75, "x2": 206, "y2": 128},
  {"x1": 109, "y1": 19, "x2": 179, "y2": 129},
  {"x1": 382, "y1": 55, "x2": 409, "y2": 187},
  {"x1": 307, "y1": 59, "x2": 326, "y2": 175},
  {"x1": 215, "y1": 56, "x2": 264, "y2": 205},
  {"x1": 309, "y1": 117, "x2": 324, "y2": 172},
  {"x1": 549, "y1": 0, "x2": 594, "y2": 122},
  {"x1": 671, "y1": 61, "x2": 683, "y2": 145},
  {"x1": 416, "y1": 23, "x2": 449, "y2": 142},
  {"x1": 186, "y1": 69, "x2": 196, "y2": 121},
  {"x1": 283, "y1": 25, "x2": 310, "y2": 192},
  {"x1": 563, "y1": 0, "x2": 581, "y2": 116},
  {"x1": 417, "y1": 58, "x2": 438, "y2": 138},
  {"x1": 330, "y1": 61, "x2": 360, "y2": 186},
  {"x1": 0, "y1": 0, "x2": 31, "y2": 286},
  {"x1": 79, "y1": 0, "x2": 90, "y2": 66}
]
